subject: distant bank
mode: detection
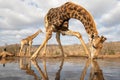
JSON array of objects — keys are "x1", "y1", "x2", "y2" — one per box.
[{"x1": 0, "y1": 41, "x2": 120, "y2": 58}]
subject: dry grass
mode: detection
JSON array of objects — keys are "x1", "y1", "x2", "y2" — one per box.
[
  {"x1": 0, "y1": 44, "x2": 20, "y2": 56},
  {"x1": 0, "y1": 41, "x2": 120, "y2": 57}
]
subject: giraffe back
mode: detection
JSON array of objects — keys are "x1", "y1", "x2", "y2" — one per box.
[
  {"x1": 64, "y1": 2, "x2": 98, "y2": 35},
  {"x1": 46, "y1": 2, "x2": 98, "y2": 36}
]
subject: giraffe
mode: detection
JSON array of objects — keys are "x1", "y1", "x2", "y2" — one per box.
[
  {"x1": 19, "y1": 29, "x2": 42, "y2": 56},
  {"x1": 31, "y1": 2, "x2": 106, "y2": 59}
]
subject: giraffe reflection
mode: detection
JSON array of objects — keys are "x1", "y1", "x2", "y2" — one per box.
[
  {"x1": 31, "y1": 59, "x2": 48, "y2": 80},
  {"x1": 0, "y1": 58, "x2": 15, "y2": 67},
  {"x1": 55, "y1": 58, "x2": 64, "y2": 80},
  {"x1": 80, "y1": 59, "x2": 104, "y2": 80},
  {"x1": 19, "y1": 57, "x2": 41, "y2": 80},
  {"x1": 31, "y1": 58, "x2": 64, "y2": 80}
]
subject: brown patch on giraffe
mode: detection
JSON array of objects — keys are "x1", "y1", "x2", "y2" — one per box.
[{"x1": 81, "y1": 9, "x2": 86, "y2": 14}]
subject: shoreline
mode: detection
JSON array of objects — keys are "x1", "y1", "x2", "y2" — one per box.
[{"x1": 15, "y1": 54, "x2": 120, "y2": 59}]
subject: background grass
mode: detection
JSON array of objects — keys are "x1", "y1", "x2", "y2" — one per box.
[{"x1": 0, "y1": 41, "x2": 120, "y2": 57}]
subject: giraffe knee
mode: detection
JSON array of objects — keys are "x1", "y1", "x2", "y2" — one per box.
[
  {"x1": 75, "y1": 32, "x2": 82, "y2": 38},
  {"x1": 46, "y1": 32, "x2": 52, "y2": 39}
]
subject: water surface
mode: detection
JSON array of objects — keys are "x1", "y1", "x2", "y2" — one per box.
[{"x1": 0, "y1": 57, "x2": 119, "y2": 80}]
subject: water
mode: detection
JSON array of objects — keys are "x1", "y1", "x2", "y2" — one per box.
[{"x1": 0, "y1": 57, "x2": 120, "y2": 80}]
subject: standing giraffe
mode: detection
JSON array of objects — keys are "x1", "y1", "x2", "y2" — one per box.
[
  {"x1": 31, "y1": 2, "x2": 106, "y2": 59},
  {"x1": 20, "y1": 29, "x2": 42, "y2": 56}
]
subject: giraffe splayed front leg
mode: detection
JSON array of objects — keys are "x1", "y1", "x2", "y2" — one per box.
[
  {"x1": 60, "y1": 30, "x2": 90, "y2": 58},
  {"x1": 31, "y1": 26, "x2": 53, "y2": 60}
]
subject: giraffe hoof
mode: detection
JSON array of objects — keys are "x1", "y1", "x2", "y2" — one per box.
[
  {"x1": 64, "y1": 55, "x2": 67, "y2": 57},
  {"x1": 42, "y1": 53, "x2": 46, "y2": 57},
  {"x1": 62, "y1": 54, "x2": 67, "y2": 57},
  {"x1": 30, "y1": 56, "x2": 37, "y2": 60},
  {"x1": 93, "y1": 56, "x2": 98, "y2": 59},
  {"x1": 42, "y1": 55, "x2": 46, "y2": 57}
]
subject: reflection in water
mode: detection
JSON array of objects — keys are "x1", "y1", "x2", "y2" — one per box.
[
  {"x1": 21, "y1": 58, "x2": 104, "y2": 80},
  {"x1": 55, "y1": 58, "x2": 64, "y2": 80},
  {"x1": 19, "y1": 57, "x2": 41, "y2": 80},
  {"x1": 31, "y1": 58, "x2": 64, "y2": 80},
  {"x1": 3, "y1": 64, "x2": 5, "y2": 67},
  {"x1": 31, "y1": 59, "x2": 48, "y2": 80},
  {"x1": 0, "y1": 57, "x2": 106, "y2": 80},
  {"x1": 80, "y1": 59, "x2": 104, "y2": 80},
  {"x1": 0, "y1": 58, "x2": 15, "y2": 67}
]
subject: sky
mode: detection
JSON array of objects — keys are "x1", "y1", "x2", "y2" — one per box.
[{"x1": 0, "y1": 0, "x2": 120, "y2": 46}]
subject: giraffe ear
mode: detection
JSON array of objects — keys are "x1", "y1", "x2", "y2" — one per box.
[{"x1": 100, "y1": 36, "x2": 107, "y2": 43}]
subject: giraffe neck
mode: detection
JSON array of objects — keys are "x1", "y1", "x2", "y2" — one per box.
[
  {"x1": 62, "y1": 2, "x2": 98, "y2": 37},
  {"x1": 29, "y1": 29, "x2": 41, "y2": 40}
]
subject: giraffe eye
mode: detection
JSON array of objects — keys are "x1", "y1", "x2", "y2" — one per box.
[{"x1": 91, "y1": 34, "x2": 94, "y2": 38}]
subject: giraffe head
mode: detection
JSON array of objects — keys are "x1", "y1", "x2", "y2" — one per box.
[{"x1": 90, "y1": 35, "x2": 107, "y2": 59}]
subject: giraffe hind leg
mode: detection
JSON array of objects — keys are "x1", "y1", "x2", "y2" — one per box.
[
  {"x1": 26, "y1": 45, "x2": 31, "y2": 57},
  {"x1": 56, "y1": 32, "x2": 67, "y2": 57},
  {"x1": 28, "y1": 41, "x2": 32, "y2": 57},
  {"x1": 20, "y1": 44, "x2": 24, "y2": 56},
  {"x1": 20, "y1": 44, "x2": 23, "y2": 53}
]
